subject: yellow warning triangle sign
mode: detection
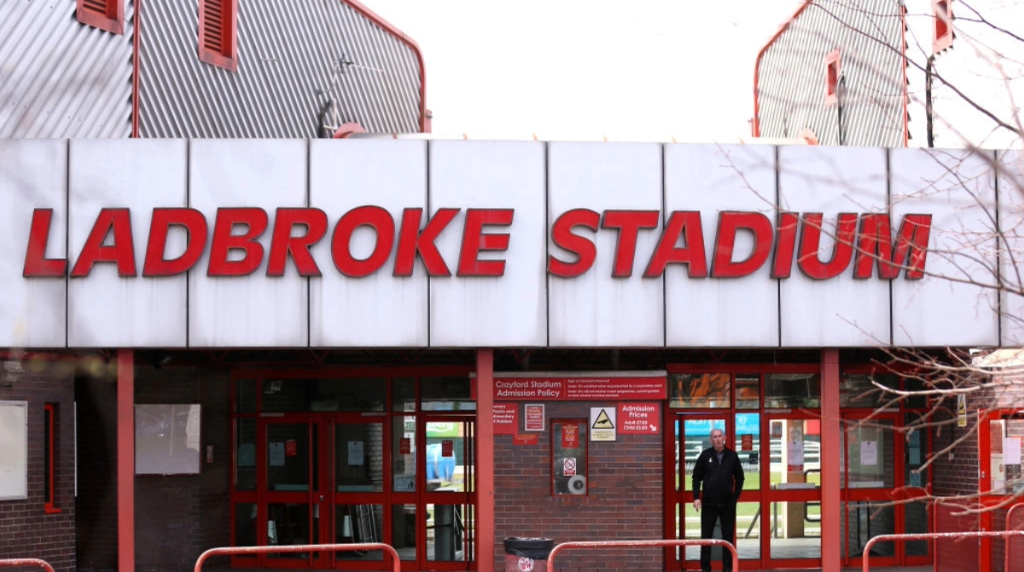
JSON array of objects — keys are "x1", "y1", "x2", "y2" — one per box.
[{"x1": 592, "y1": 409, "x2": 614, "y2": 429}]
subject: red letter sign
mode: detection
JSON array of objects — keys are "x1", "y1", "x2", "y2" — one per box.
[
  {"x1": 143, "y1": 208, "x2": 208, "y2": 276},
  {"x1": 710, "y1": 212, "x2": 772, "y2": 278},
  {"x1": 797, "y1": 213, "x2": 858, "y2": 280},
  {"x1": 208, "y1": 208, "x2": 269, "y2": 276},
  {"x1": 267, "y1": 208, "x2": 328, "y2": 277},
  {"x1": 602, "y1": 210, "x2": 660, "y2": 278},
  {"x1": 394, "y1": 208, "x2": 459, "y2": 276},
  {"x1": 70, "y1": 208, "x2": 136, "y2": 277},
  {"x1": 644, "y1": 211, "x2": 707, "y2": 277},
  {"x1": 854, "y1": 213, "x2": 932, "y2": 279},
  {"x1": 332, "y1": 206, "x2": 395, "y2": 277},
  {"x1": 458, "y1": 209, "x2": 514, "y2": 276},
  {"x1": 23, "y1": 209, "x2": 67, "y2": 277},
  {"x1": 549, "y1": 209, "x2": 600, "y2": 277}
]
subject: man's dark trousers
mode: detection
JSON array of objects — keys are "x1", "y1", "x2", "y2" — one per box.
[{"x1": 699, "y1": 502, "x2": 736, "y2": 572}]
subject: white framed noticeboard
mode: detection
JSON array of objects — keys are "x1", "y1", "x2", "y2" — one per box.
[
  {"x1": 135, "y1": 404, "x2": 202, "y2": 475},
  {"x1": 0, "y1": 401, "x2": 28, "y2": 500}
]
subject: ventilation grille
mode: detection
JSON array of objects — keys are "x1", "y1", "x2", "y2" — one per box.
[
  {"x1": 202, "y1": 0, "x2": 224, "y2": 53},
  {"x1": 77, "y1": 0, "x2": 123, "y2": 34}
]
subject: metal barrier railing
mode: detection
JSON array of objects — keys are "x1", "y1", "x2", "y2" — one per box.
[
  {"x1": 194, "y1": 543, "x2": 400, "y2": 572},
  {"x1": 549, "y1": 539, "x2": 738, "y2": 572},
  {"x1": 0, "y1": 559, "x2": 55, "y2": 572},
  {"x1": 862, "y1": 531, "x2": 1024, "y2": 572}
]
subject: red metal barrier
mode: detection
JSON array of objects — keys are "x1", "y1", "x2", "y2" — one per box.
[
  {"x1": 861, "y1": 531, "x2": 1024, "y2": 572},
  {"x1": 194, "y1": 543, "x2": 400, "y2": 572},
  {"x1": 0, "y1": 559, "x2": 56, "y2": 572},
  {"x1": 548, "y1": 539, "x2": 738, "y2": 572},
  {"x1": 1008, "y1": 504, "x2": 1024, "y2": 571}
]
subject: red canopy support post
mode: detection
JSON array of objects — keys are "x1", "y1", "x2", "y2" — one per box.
[
  {"x1": 476, "y1": 349, "x2": 495, "y2": 572},
  {"x1": 821, "y1": 348, "x2": 841, "y2": 572}
]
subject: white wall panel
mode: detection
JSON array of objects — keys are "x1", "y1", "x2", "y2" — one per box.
[
  {"x1": 548, "y1": 142, "x2": 664, "y2": 347},
  {"x1": 665, "y1": 144, "x2": 778, "y2": 347},
  {"x1": 429, "y1": 140, "x2": 546, "y2": 346},
  {"x1": 189, "y1": 140, "x2": 308, "y2": 347},
  {"x1": 778, "y1": 146, "x2": 891, "y2": 346},
  {"x1": 309, "y1": 139, "x2": 428, "y2": 347},
  {"x1": 891, "y1": 148, "x2": 1000, "y2": 346},
  {"x1": 68, "y1": 140, "x2": 187, "y2": 347},
  {"x1": 997, "y1": 150, "x2": 1024, "y2": 346},
  {"x1": 0, "y1": 140, "x2": 66, "y2": 348}
]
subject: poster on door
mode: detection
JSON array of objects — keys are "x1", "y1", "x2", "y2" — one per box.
[
  {"x1": 562, "y1": 424, "x2": 579, "y2": 448},
  {"x1": 787, "y1": 424, "x2": 804, "y2": 473}
]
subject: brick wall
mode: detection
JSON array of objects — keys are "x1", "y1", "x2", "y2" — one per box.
[
  {"x1": 0, "y1": 358, "x2": 76, "y2": 572},
  {"x1": 494, "y1": 401, "x2": 663, "y2": 572}
]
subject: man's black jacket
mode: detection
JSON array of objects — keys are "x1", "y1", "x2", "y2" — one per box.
[{"x1": 692, "y1": 446, "x2": 745, "y2": 506}]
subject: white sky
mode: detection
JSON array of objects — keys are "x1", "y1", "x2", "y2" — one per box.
[{"x1": 362, "y1": 0, "x2": 803, "y2": 142}]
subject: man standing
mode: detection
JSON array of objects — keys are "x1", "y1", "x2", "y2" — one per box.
[{"x1": 692, "y1": 428, "x2": 744, "y2": 572}]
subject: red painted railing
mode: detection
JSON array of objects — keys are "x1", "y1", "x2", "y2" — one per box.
[
  {"x1": 194, "y1": 544, "x2": 400, "y2": 572},
  {"x1": 549, "y1": 539, "x2": 738, "y2": 572},
  {"x1": 0, "y1": 559, "x2": 55, "y2": 572},
  {"x1": 862, "y1": 531, "x2": 1024, "y2": 572}
]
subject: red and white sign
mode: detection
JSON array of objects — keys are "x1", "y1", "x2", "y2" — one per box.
[
  {"x1": 285, "y1": 440, "x2": 297, "y2": 456},
  {"x1": 493, "y1": 404, "x2": 518, "y2": 435},
  {"x1": 23, "y1": 207, "x2": 932, "y2": 280},
  {"x1": 561, "y1": 425, "x2": 579, "y2": 448},
  {"x1": 441, "y1": 440, "x2": 453, "y2": 458},
  {"x1": 524, "y1": 404, "x2": 545, "y2": 431},
  {"x1": 742, "y1": 434, "x2": 754, "y2": 451},
  {"x1": 563, "y1": 458, "x2": 577, "y2": 476},
  {"x1": 495, "y1": 376, "x2": 667, "y2": 401},
  {"x1": 518, "y1": 557, "x2": 534, "y2": 572},
  {"x1": 400, "y1": 438, "x2": 411, "y2": 455},
  {"x1": 617, "y1": 403, "x2": 660, "y2": 434}
]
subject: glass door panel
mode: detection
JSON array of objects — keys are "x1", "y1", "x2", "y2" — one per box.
[
  {"x1": 331, "y1": 419, "x2": 385, "y2": 567},
  {"x1": 262, "y1": 420, "x2": 321, "y2": 567},
  {"x1": 765, "y1": 415, "x2": 821, "y2": 567},
  {"x1": 734, "y1": 413, "x2": 761, "y2": 562},
  {"x1": 674, "y1": 416, "x2": 727, "y2": 564},
  {"x1": 422, "y1": 417, "x2": 475, "y2": 570}
]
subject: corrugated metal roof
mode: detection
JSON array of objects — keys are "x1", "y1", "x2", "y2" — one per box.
[
  {"x1": 0, "y1": 0, "x2": 133, "y2": 138},
  {"x1": 139, "y1": 0, "x2": 423, "y2": 138},
  {"x1": 755, "y1": 0, "x2": 905, "y2": 147}
]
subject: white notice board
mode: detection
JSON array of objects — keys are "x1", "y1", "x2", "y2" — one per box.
[
  {"x1": 135, "y1": 404, "x2": 202, "y2": 475},
  {"x1": 0, "y1": 401, "x2": 28, "y2": 499}
]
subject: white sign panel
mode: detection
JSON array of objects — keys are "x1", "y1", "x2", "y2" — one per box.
[
  {"x1": 590, "y1": 407, "x2": 616, "y2": 442},
  {"x1": 0, "y1": 140, "x2": 67, "y2": 348},
  {"x1": 548, "y1": 142, "x2": 664, "y2": 347},
  {"x1": 309, "y1": 139, "x2": 428, "y2": 347},
  {"x1": 665, "y1": 144, "x2": 778, "y2": 346}
]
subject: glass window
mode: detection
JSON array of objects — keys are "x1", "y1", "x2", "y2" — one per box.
[
  {"x1": 335, "y1": 504, "x2": 384, "y2": 559},
  {"x1": 769, "y1": 501, "x2": 821, "y2": 559},
  {"x1": 392, "y1": 416, "x2": 416, "y2": 492},
  {"x1": 335, "y1": 423, "x2": 383, "y2": 492},
  {"x1": 905, "y1": 414, "x2": 929, "y2": 489},
  {"x1": 267, "y1": 424, "x2": 310, "y2": 492},
  {"x1": 670, "y1": 373, "x2": 730, "y2": 409},
  {"x1": 421, "y1": 376, "x2": 474, "y2": 411},
  {"x1": 236, "y1": 378, "x2": 256, "y2": 413},
  {"x1": 551, "y1": 420, "x2": 588, "y2": 496},
  {"x1": 840, "y1": 373, "x2": 898, "y2": 408},
  {"x1": 769, "y1": 419, "x2": 820, "y2": 490},
  {"x1": 392, "y1": 377, "x2": 416, "y2": 412},
  {"x1": 736, "y1": 375, "x2": 760, "y2": 409},
  {"x1": 766, "y1": 373, "x2": 820, "y2": 409},
  {"x1": 234, "y1": 503, "x2": 257, "y2": 547},
  {"x1": 391, "y1": 504, "x2": 417, "y2": 560},
  {"x1": 235, "y1": 418, "x2": 256, "y2": 491},
  {"x1": 261, "y1": 379, "x2": 386, "y2": 413},
  {"x1": 843, "y1": 420, "x2": 894, "y2": 489}
]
